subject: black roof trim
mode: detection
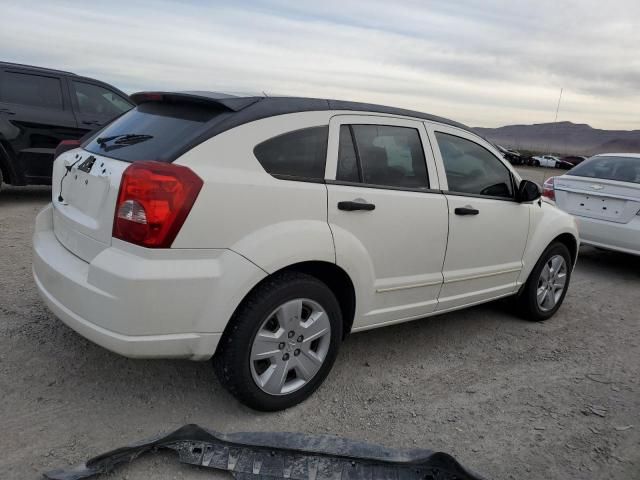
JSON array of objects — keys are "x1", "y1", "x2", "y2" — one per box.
[
  {"x1": 0, "y1": 61, "x2": 77, "y2": 76},
  {"x1": 122, "y1": 91, "x2": 475, "y2": 162}
]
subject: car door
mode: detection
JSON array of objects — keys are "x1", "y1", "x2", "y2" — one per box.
[
  {"x1": 325, "y1": 115, "x2": 448, "y2": 329},
  {"x1": 426, "y1": 123, "x2": 530, "y2": 311},
  {"x1": 69, "y1": 80, "x2": 132, "y2": 131},
  {"x1": 0, "y1": 68, "x2": 79, "y2": 184}
]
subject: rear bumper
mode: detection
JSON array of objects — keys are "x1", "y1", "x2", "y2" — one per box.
[
  {"x1": 574, "y1": 214, "x2": 640, "y2": 256},
  {"x1": 33, "y1": 204, "x2": 266, "y2": 360}
]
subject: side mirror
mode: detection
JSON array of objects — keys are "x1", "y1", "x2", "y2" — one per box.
[{"x1": 516, "y1": 179, "x2": 541, "y2": 203}]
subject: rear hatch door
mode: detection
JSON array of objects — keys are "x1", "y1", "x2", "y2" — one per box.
[{"x1": 52, "y1": 93, "x2": 239, "y2": 262}]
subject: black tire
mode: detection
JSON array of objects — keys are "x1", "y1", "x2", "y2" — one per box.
[
  {"x1": 517, "y1": 242, "x2": 572, "y2": 321},
  {"x1": 213, "y1": 271, "x2": 343, "y2": 411}
]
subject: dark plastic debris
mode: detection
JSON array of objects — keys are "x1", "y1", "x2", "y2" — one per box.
[{"x1": 44, "y1": 424, "x2": 487, "y2": 480}]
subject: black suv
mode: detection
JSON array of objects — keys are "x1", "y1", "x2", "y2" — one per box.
[{"x1": 0, "y1": 62, "x2": 133, "y2": 189}]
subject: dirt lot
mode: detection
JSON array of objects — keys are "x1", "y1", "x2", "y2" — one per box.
[{"x1": 1, "y1": 180, "x2": 638, "y2": 480}]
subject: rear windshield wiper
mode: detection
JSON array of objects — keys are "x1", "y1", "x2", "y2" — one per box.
[
  {"x1": 95, "y1": 134, "x2": 154, "y2": 152},
  {"x1": 96, "y1": 134, "x2": 154, "y2": 147}
]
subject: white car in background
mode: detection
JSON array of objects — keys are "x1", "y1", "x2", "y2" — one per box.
[
  {"x1": 543, "y1": 153, "x2": 640, "y2": 256},
  {"x1": 33, "y1": 91, "x2": 579, "y2": 410},
  {"x1": 531, "y1": 155, "x2": 561, "y2": 168}
]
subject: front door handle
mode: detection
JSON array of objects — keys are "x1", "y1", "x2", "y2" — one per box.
[
  {"x1": 454, "y1": 207, "x2": 479, "y2": 216},
  {"x1": 82, "y1": 120, "x2": 101, "y2": 126},
  {"x1": 0, "y1": 108, "x2": 15, "y2": 115},
  {"x1": 338, "y1": 200, "x2": 376, "y2": 211}
]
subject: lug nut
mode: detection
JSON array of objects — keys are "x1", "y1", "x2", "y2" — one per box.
[
  {"x1": 297, "y1": 335, "x2": 304, "y2": 342},
  {"x1": 288, "y1": 331, "x2": 295, "y2": 338},
  {"x1": 278, "y1": 342, "x2": 285, "y2": 350},
  {"x1": 283, "y1": 353, "x2": 290, "y2": 361},
  {"x1": 294, "y1": 349, "x2": 300, "y2": 356}
]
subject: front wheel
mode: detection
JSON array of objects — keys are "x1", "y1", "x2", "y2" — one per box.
[
  {"x1": 517, "y1": 242, "x2": 572, "y2": 321},
  {"x1": 214, "y1": 272, "x2": 343, "y2": 411}
]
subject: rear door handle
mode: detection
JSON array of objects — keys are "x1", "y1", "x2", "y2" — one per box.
[
  {"x1": 338, "y1": 200, "x2": 376, "y2": 211},
  {"x1": 454, "y1": 207, "x2": 479, "y2": 216},
  {"x1": 82, "y1": 120, "x2": 101, "y2": 126},
  {"x1": 0, "y1": 108, "x2": 15, "y2": 115}
]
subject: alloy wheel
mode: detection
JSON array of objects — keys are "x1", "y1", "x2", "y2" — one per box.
[
  {"x1": 536, "y1": 254, "x2": 567, "y2": 311},
  {"x1": 250, "y1": 299, "x2": 331, "y2": 395}
]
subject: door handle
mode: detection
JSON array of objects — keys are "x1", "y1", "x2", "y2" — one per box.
[
  {"x1": 338, "y1": 200, "x2": 376, "y2": 211},
  {"x1": 82, "y1": 120, "x2": 101, "y2": 126},
  {"x1": 0, "y1": 108, "x2": 15, "y2": 115},
  {"x1": 454, "y1": 207, "x2": 479, "y2": 216}
]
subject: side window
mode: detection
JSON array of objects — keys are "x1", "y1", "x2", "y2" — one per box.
[
  {"x1": 253, "y1": 126, "x2": 329, "y2": 180},
  {"x1": 72, "y1": 81, "x2": 132, "y2": 116},
  {"x1": 0, "y1": 72, "x2": 63, "y2": 109},
  {"x1": 435, "y1": 132, "x2": 514, "y2": 198},
  {"x1": 337, "y1": 124, "x2": 429, "y2": 189}
]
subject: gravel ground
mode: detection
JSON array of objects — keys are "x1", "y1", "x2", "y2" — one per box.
[{"x1": 1, "y1": 180, "x2": 638, "y2": 480}]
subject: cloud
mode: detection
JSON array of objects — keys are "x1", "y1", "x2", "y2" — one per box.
[{"x1": 0, "y1": 0, "x2": 638, "y2": 129}]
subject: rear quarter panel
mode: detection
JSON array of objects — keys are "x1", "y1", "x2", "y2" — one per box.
[{"x1": 172, "y1": 111, "x2": 336, "y2": 273}]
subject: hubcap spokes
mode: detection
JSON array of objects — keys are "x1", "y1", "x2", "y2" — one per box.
[
  {"x1": 250, "y1": 299, "x2": 331, "y2": 395},
  {"x1": 536, "y1": 255, "x2": 567, "y2": 311}
]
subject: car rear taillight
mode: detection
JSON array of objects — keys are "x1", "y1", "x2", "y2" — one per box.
[
  {"x1": 54, "y1": 139, "x2": 81, "y2": 159},
  {"x1": 542, "y1": 176, "x2": 556, "y2": 201},
  {"x1": 113, "y1": 161, "x2": 203, "y2": 248}
]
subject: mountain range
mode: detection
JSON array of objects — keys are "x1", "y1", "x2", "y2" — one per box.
[{"x1": 474, "y1": 121, "x2": 640, "y2": 156}]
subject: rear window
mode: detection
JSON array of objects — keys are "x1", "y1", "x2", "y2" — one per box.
[
  {"x1": 253, "y1": 126, "x2": 328, "y2": 181},
  {"x1": 567, "y1": 156, "x2": 640, "y2": 184},
  {"x1": 83, "y1": 102, "x2": 222, "y2": 162}
]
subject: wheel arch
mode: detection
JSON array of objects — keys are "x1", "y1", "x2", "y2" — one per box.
[{"x1": 224, "y1": 260, "x2": 357, "y2": 341}]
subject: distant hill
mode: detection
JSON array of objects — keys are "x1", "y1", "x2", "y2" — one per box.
[{"x1": 474, "y1": 121, "x2": 640, "y2": 156}]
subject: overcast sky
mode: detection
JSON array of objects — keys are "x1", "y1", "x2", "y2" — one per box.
[{"x1": 1, "y1": 0, "x2": 638, "y2": 129}]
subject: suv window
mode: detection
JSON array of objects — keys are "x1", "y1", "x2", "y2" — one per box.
[
  {"x1": 436, "y1": 132, "x2": 513, "y2": 198},
  {"x1": 253, "y1": 126, "x2": 328, "y2": 180},
  {"x1": 337, "y1": 124, "x2": 429, "y2": 189},
  {"x1": 0, "y1": 71, "x2": 63, "y2": 109},
  {"x1": 73, "y1": 81, "x2": 132, "y2": 116}
]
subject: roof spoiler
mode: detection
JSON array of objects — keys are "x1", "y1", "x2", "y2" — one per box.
[{"x1": 130, "y1": 91, "x2": 262, "y2": 112}]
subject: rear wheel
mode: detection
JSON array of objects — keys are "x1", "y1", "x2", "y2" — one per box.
[
  {"x1": 517, "y1": 242, "x2": 572, "y2": 321},
  {"x1": 214, "y1": 272, "x2": 343, "y2": 411}
]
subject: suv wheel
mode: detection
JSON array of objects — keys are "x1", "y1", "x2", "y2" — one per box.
[
  {"x1": 214, "y1": 272, "x2": 343, "y2": 411},
  {"x1": 517, "y1": 242, "x2": 572, "y2": 321}
]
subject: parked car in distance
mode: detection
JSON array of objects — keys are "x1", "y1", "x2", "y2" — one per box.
[
  {"x1": 33, "y1": 92, "x2": 579, "y2": 410},
  {"x1": 0, "y1": 62, "x2": 133, "y2": 190},
  {"x1": 530, "y1": 154, "x2": 571, "y2": 169},
  {"x1": 560, "y1": 155, "x2": 587, "y2": 167},
  {"x1": 496, "y1": 144, "x2": 524, "y2": 165},
  {"x1": 543, "y1": 153, "x2": 640, "y2": 256}
]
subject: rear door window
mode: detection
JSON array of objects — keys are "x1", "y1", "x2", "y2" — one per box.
[
  {"x1": 83, "y1": 102, "x2": 222, "y2": 162},
  {"x1": 0, "y1": 71, "x2": 63, "y2": 109},
  {"x1": 253, "y1": 126, "x2": 329, "y2": 181},
  {"x1": 72, "y1": 81, "x2": 132, "y2": 116},
  {"x1": 336, "y1": 124, "x2": 429, "y2": 189}
]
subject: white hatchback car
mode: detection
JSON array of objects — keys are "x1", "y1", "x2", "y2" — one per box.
[
  {"x1": 33, "y1": 92, "x2": 578, "y2": 410},
  {"x1": 544, "y1": 153, "x2": 640, "y2": 255}
]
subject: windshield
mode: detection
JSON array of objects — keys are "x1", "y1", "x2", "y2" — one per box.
[
  {"x1": 567, "y1": 155, "x2": 640, "y2": 184},
  {"x1": 83, "y1": 102, "x2": 223, "y2": 162}
]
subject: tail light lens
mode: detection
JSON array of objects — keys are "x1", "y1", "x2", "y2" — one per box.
[
  {"x1": 54, "y1": 139, "x2": 81, "y2": 159},
  {"x1": 113, "y1": 161, "x2": 203, "y2": 248},
  {"x1": 542, "y1": 176, "x2": 556, "y2": 201}
]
